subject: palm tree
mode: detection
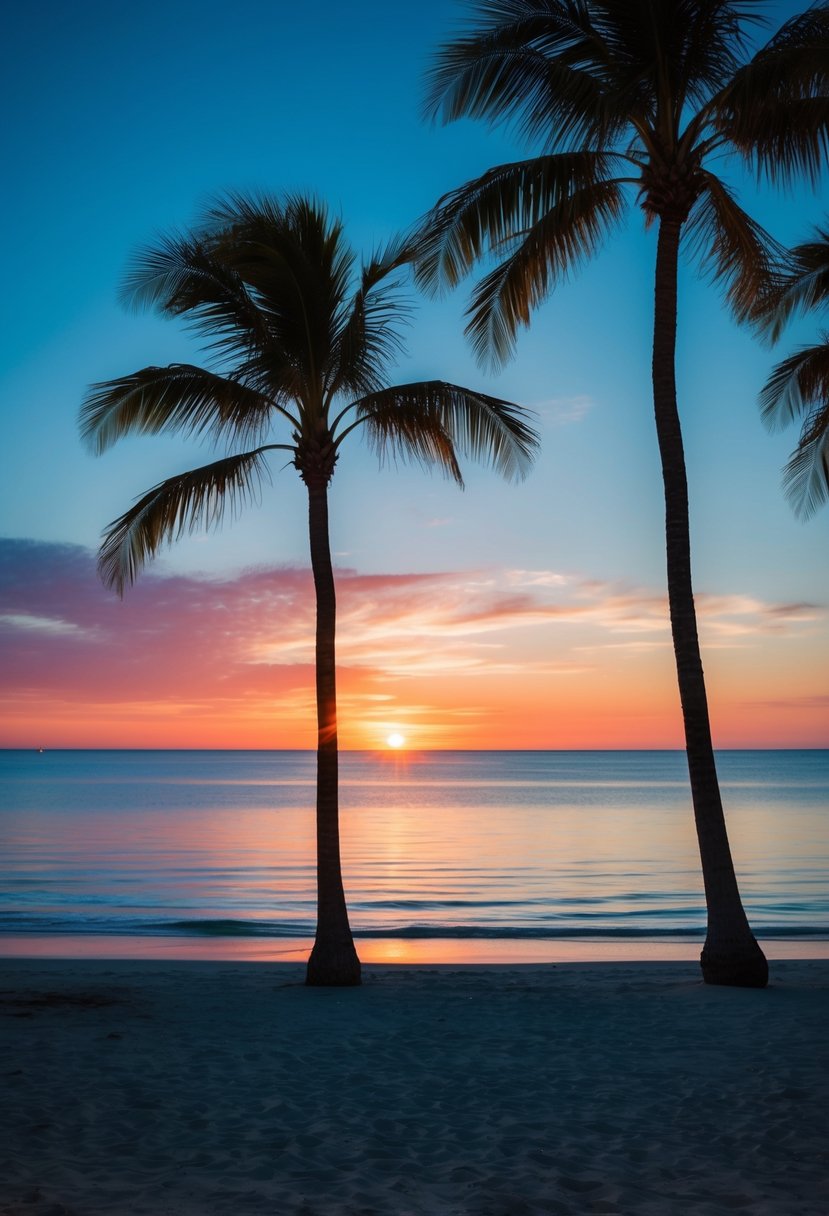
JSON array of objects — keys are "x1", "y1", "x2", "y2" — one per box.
[
  {"x1": 418, "y1": 0, "x2": 829, "y2": 987},
  {"x1": 80, "y1": 192, "x2": 538, "y2": 987},
  {"x1": 757, "y1": 220, "x2": 829, "y2": 516}
]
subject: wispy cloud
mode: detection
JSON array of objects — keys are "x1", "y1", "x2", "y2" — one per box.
[
  {"x1": 534, "y1": 395, "x2": 595, "y2": 425},
  {"x1": 746, "y1": 693, "x2": 829, "y2": 712},
  {"x1": 0, "y1": 612, "x2": 93, "y2": 638},
  {"x1": 677, "y1": 593, "x2": 819, "y2": 642}
]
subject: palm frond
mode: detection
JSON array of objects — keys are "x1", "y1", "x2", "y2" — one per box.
[
  {"x1": 577, "y1": 0, "x2": 756, "y2": 133},
  {"x1": 684, "y1": 174, "x2": 787, "y2": 323},
  {"x1": 781, "y1": 400, "x2": 829, "y2": 518},
  {"x1": 328, "y1": 233, "x2": 413, "y2": 404},
  {"x1": 201, "y1": 192, "x2": 355, "y2": 400},
  {"x1": 120, "y1": 232, "x2": 272, "y2": 360},
  {"x1": 424, "y1": 4, "x2": 628, "y2": 151},
  {"x1": 753, "y1": 222, "x2": 829, "y2": 340},
  {"x1": 727, "y1": 96, "x2": 829, "y2": 186},
  {"x1": 715, "y1": 5, "x2": 829, "y2": 186},
  {"x1": 652, "y1": 0, "x2": 758, "y2": 109},
  {"x1": 721, "y1": 3, "x2": 829, "y2": 97},
  {"x1": 759, "y1": 337, "x2": 829, "y2": 430},
  {"x1": 98, "y1": 448, "x2": 272, "y2": 595},
  {"x1": 80, "y1": 365, "x2": 277, "y2": 454},
  {"x1": 425, "y1": 0, "x2": 761, "y2": 155},
  {"x1": 415, "y1": 151, "x2": 626, "y2": 293},
  {"x1": 348, "y1": 380, "x2": 539, "y2": 484},
  {"x1": 465, "y1": 175, "x2": 625, "y2": 367}
]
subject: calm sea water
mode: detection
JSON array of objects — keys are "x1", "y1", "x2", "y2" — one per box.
[{"x1": 0, "y1": 749, "x2": 827, "y2": 942}]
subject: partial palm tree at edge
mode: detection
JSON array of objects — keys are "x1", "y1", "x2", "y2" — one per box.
[
  {"x1": 80, "y1": 192, "x2": 539, "y2": 987},
  {"x1": 417, "y1": 0, "x2": 829, "y2": 987},
  {"x1": 756, "y1": 220, "x2": 829, "y2": 516}
]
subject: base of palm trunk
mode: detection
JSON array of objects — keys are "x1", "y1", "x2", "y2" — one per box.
[
  {"x1": 305, "y1": 937, "x2": 362, "y2": 986},
  {"x1": 700, "y1": 937, "x2": 768, "y2": 988}
]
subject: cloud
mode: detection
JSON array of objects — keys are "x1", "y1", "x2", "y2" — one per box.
[
  {"x1": 1, "y1": 537, "x2": 824, "y2": 746},
  {"x1": 507, "y1": 569, "x2": 572, "y2": 589},
  {"x1": 746, "y1": 693, "x2": 829, "y2": 712},
  {"x1": 692, "y1": 594, "x2": 825, "y2": 646},
  {"x1": 0, "y1": 612, "x2": 93, "y2": 638},
  {"x1": 534, "y1": 395, "x2": 595, "y2": 425},
  {"x1": 2, "y1": 540, "x2": 822, "y2": 686}
]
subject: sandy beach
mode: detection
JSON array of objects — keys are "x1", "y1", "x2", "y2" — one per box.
[{"x1": 1, "y1": 959, "x2": 827, "y2": 1215}]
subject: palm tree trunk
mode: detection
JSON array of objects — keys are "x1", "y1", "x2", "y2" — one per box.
[
  {"x1": 652, "y1": 216, "x2": 767, "y2": 988},
  {"x1": 304, "y1": 478, "x2": 361, "y2": 986}
]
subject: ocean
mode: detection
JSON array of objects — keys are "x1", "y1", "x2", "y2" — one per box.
[{"x1": 1, "y1": 749, "x2": 826, "y2": 956}]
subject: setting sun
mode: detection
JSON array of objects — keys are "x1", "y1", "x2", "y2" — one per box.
[{"x1": 386, "y1": 733, "x2": 406, "y2": 749}]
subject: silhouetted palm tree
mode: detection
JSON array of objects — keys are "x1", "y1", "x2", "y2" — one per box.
[
  {"x1": 757, "y1": 220, "x2": 829, "y2": 515},
  {"x1": 80, "y1": 193, "x2": 538, "y2": 986},
  {"x1": 418, "y1": 0, "x2": 829, "y2": 987}
]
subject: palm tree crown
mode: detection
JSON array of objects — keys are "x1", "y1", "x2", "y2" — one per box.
[
  {"x1": 419, "y1": 0, "x2": 828, "y2": 362},
  {"x1": 81, "y1": 193, "x2": 537, "y2": 591},
  {"x1": 418, "y1": 0, "x2": 828, "y2": 988},
  {"x1": 80, "y1": 192, "x2": 538, "y2": 985}
]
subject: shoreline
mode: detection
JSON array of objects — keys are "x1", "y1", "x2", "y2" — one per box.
[
  {"x1": 1, "y1": 932, "x2": 828, "y2": 964},
  {"x1": 2, "y1": 957, "x2": 828, "y2": 1215}
]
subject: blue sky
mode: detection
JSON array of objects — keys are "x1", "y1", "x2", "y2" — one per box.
[{"x1": 1, "y1": 0, "x2": 826, "y2": 748}]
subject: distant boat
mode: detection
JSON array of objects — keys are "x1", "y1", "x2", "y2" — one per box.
[{"x1": 36, "y1": 747, "x2": 45, "y2": 754}]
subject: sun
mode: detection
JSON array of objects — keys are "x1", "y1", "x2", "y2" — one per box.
[{"x1": 386, "y1": 732, "x2": 406, "y2": 749}]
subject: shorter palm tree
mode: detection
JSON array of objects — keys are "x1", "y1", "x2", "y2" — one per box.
[
  {"x1": 757, "y1": 221, "x2": 829, "y2": 516},
  {"x1": 80, "y1": 192, "x2": 538, "y2": 986}
]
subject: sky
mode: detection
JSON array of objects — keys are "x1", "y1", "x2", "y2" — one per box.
[{"x1": 0, "y1": 0, "x2": 826, "y2": 750}]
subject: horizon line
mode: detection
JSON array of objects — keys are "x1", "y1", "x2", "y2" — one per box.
[{"x1": 2, "y1": 746, "x2": 826, "y2": 754}]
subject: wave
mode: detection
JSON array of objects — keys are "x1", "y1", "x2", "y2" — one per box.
[{"x1": 1, "y1": 914, "x2": 828, "y2": 940}]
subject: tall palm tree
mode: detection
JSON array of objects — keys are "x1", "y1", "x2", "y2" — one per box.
[
  {"x1": 757, "y1": 220, "x2": 829, "y2": 515},
  {"x1": 418, "y1": 0, "x2": 829, "y2": 987},
  {"x1": 80, "y1": 192, "x2": 538, "y2": 987}
]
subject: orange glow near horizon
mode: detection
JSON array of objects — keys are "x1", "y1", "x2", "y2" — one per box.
[
  {"x1": 1, "y1": 549, "x2": 826, "y2": 751},
  {"x1": 2, "y1": 935, "x2": 826, "y2": 962},
  {"x1": 3, "y1": 651, "x2": 826, "y2": 750}
]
